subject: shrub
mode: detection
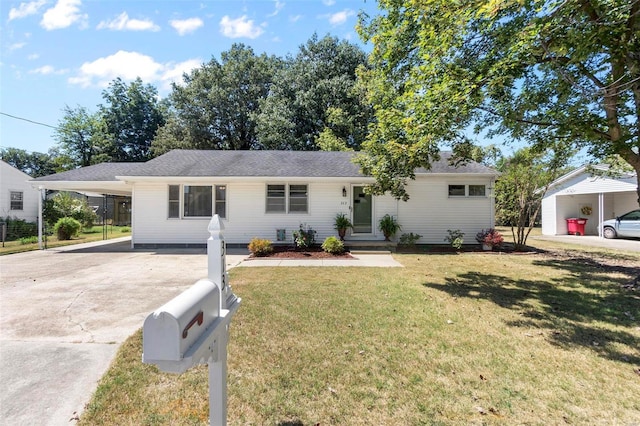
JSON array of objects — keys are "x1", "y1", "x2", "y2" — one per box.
[
  {"x1": 54, "y1": 217, "x2": 82, "y2": 240},
  {"x1": 321, "y1": 236, "x2": 344, "y2": 254},
  {"x1": 45, "y1": 192, "x2": 96, "y2": 229},
  {"x1": 120, "y1": 227, "x2": 131, "y2": 233},
  {"x1": 445, "y1": 229, "x2": 464, "y2": 250},
  {"x1": 399, "y1": 232, "x2": 422, "y2": 246},
  {"x1": 19, "y1": 236, "x2": 38, "y2": 245},
  {"x1": 293, "y1": 224, "x2": 316, "y2": 250},
  {"x1": 475, "y1": 228, "x2": 504, "y2": 248},
  {"x1": 248, "y1": 238, "x2": 273, "y2": 257},
  {"x1": 1, "y1": 216, "x2": 38, "y2": 241}
]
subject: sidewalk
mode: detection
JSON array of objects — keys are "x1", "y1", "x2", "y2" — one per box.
[{"x1": 232, "y1": 253, "x2": 403, "y2": 268}]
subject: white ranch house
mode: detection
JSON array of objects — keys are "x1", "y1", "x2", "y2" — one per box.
[
  {"x1": 541, "y1": 165, "x2": 638, "y2": 237},
  {"x1": 1, "y1": 160, "x2": 40, "y2": 223},
  {"x1": 32, "y1": 150, "x2": 498, "y2": 248}
]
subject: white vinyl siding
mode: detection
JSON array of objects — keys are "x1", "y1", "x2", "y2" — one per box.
[
  {"x1": 131, "y1": 176, "x2": 497, "y2": 246},
  {"x1": 0, "y1": 161, "x2": 39, "y2": 222}
]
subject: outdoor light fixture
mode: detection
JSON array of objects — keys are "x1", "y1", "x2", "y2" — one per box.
[{"x1": 342, "y1": 186, "x2": 347, "y2": 197}]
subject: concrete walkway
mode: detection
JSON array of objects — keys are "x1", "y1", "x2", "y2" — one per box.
[{"x1": 531, "y1": 235, "x2": 640, "y2": 252}]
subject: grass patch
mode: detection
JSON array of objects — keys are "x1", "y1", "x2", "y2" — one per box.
[
  {"x1": 80, "y1": 244, "x2": 640, "y2": 425},
  {"x1": 0, "y1": 225, "x2": 131, "y2": 255}
]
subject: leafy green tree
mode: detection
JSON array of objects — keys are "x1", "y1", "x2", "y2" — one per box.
[
  {"x1": 0, "y1": 147, "x2": 60, "y2": 177},
  {"x1": 495, "y1": 148, "x2": 567, "y2": 250},
  {"x1": 152, "y1": 44, "x2": 279, "y2": 154},
  {"x1": 100, "y1": 77, "x2": 165, "y2": 161},
  {"x1": 255, "y1": 34, "x2": 372, "y2": 150},
  {"x1": 54, "y1": 105, "x2": 111, "y2": 167},
  {"x1": 357, "y1": 0, "x2": 640, "y2": 204}
]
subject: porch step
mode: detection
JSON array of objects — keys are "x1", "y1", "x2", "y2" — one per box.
[{"x1": 349, "y1": 250, "x2": 392, "y2": 255}]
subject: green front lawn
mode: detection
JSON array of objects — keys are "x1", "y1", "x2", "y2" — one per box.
[
  {"x1": 79, "y1": 240, "x2": 640, "y2": 425},
  {"x1": 0, "y1": 225, "x2": 131, "y2": 255}
]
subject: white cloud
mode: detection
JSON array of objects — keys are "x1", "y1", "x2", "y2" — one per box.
[
  {"x1": 328, "y1": 9, "x2": 355, "y2": 26},
  {"x1": 28, "y1": 53, "x2": 40, "y2": 60},
  {"x1": 68, "y1": 50, "x2": 201, "y2": 91},
  {"x1": 267, "y1": 0, "x2": 285, "y2": 18},
  {"x1": 8, "y1": 0, "x2": 47, "y2": 21},
  {"x1": 41, "y1": 0, "x2": 88, "y2": 30},
  {"x1": 289, "y1": 14, "x2": 302, "y2": 23},
  {"x1": 9, "y1": 42, "x2": 27, "y2": 51},
  {"x1": 160, "y1": 59, "x2": 202, "y2": 89},
  {"x1": 29, "y1": 65, "x2": 68, "y2": 75},
  {"x1": 97, "y1": 12, "x2": 160, "y2": 32},
  {"x1": 322, "y1": 0, "x2": 336, "y2": 5},
  {"x1": 169, "y1": 17, "x2": 203, "y2": 36},
  {"x1": 219, "y1": 15, "x2": 264, "y2": 39}
]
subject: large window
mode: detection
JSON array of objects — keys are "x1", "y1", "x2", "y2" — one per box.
[
  {"x1": 10, "y1": 191, "x2": 23, "y2": 210},
  {"x1": 448, "y1": 184, "x2": 487, "y2": 197},
  {"x1": 168, "y1": 185, "x2": 226, "y2": 219},
  {"x1": 266, "y1": 184, "x2": 308, "y2": 213}
]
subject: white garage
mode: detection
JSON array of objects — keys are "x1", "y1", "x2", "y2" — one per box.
[{"x1": 541, "y1": 165, "x2": 638, "y2": 237}]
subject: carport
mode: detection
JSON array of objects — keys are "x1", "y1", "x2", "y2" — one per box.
[
  {"x1": 30, "y1": 163, "x2": 138, "y2": 248},
  {"x1": 541, "y1": 166, "x2": 638, "y2": 237}
]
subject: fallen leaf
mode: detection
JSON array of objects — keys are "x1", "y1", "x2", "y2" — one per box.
[{"x1": 475, "y1": 406, "x2": 487, "y2": 415}]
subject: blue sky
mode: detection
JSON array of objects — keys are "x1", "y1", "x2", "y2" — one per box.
[{"x1": 1, "y1": 0, "x2": 380, "y2": 155}]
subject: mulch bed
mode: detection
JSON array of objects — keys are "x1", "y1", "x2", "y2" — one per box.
[{"x1": 248, "y1": 245, "x2": 354, "y2": 260}]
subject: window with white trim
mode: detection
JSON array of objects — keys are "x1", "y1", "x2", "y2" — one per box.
[
  {"x1": 168, "y1": 185, "x2": 226, "y2": 219},
  {"x1": 448, "y1": 184, "x2": 487, "y2": 197},
  {"x1": 266, "y1": 184, "x2": 308, "y2": 213},
  {"x1": 10, "y1": 191, "x2": 23, "y2": 210}
]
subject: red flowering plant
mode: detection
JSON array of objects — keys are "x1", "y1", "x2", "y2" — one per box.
[{"x1": 475, "y1": 228, "x2": 504, "y2": 249}]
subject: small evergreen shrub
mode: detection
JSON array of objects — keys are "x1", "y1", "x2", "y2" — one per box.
[
  {"x1": 248, "y1": 238, "x2": 273, "y2": 257},
  {"x1": 399, "y1": 232, "x2": 422, "y2": 246},
  {"x1": 19, "y1": 236, "x2": 38, "y2": 245},
  {"x1": 54, "y1": 217, "x2": 82, "y2": 240},
  {"x1": 321, "y1": 236, "x2": 344, "y2": 254},
  {"x1": 445, "y1": 229, "x2": 465, "y2": 250}
]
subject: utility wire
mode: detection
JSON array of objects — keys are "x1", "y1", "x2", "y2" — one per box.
[{"x1": 0, "y1": 111, "x2": 58, "y2": 130}]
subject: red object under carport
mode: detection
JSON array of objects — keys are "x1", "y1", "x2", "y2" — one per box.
[{"x1": 566, "y1": 218, "x2": 588, "y2": 235}]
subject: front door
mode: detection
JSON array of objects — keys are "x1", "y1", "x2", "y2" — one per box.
[{"x1": 352, "y1": 186, "x2": 372, "y2": 234}]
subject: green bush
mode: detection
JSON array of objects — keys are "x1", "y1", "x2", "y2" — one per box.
[
  {"x1": 399, "y1": 232, "x2": 422, "y2": 246},
  {"x1": 44, "y1": 192, "x2": 96, "y2": 228},
  {"x1": 445, "y1": 229, "x2": 465, "y2": 250},
  {"x1": 321, "y1": 236, "x2": 344, "y2": 254},
  {"x1": 54, "y1": 217, "x2": 82, "y2": 240},
  {"x1": 19, "y1": 236, "x2": 39, "y2": 245},
  {"x1": 248, "y1": 238, "x2": 273, "y2": 257},
  {"x1": 120, "y1": 227, "x2": 131, "y2": 233},
  {"x1": 1, "y1": 216, "x2": 38, "y2": 241}
]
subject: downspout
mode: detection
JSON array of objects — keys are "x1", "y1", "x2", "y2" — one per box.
[{"x1": 598, "y1": 192, "x2": 604, "y2": 238}]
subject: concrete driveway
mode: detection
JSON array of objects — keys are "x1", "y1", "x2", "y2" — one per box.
[{"x1": 0, "y1": 237, "x2": 243, "y2": 426}]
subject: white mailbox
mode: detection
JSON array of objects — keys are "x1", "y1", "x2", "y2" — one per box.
[
  {"x1": 142, "y1": 278, "x2": 223, "y2": 374},
  {"x1": 142, "y1": 215, "x2": 241, "y2": 425}
]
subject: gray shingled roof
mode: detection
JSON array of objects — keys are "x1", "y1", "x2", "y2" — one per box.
[
  {"x1": 32, "y1": 150, "x2": 496, "y2": 182},
  {"x1": 123, "y1": 150, "x2": 496, "y2": 178},
  {"x1": 32, "y1": 162, "x2": 143, "y2": 182}
]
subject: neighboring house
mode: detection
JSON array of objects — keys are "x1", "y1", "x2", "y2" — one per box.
[
  {"x1": 32, "y1": 150, "x2": 498, "y2": 248},
  {"x1": 1, "y1": 160, "x2": 40, "y2": 222},
  {"x1": 541, "y1": 165, "x2": 638, "y2": 236}
]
